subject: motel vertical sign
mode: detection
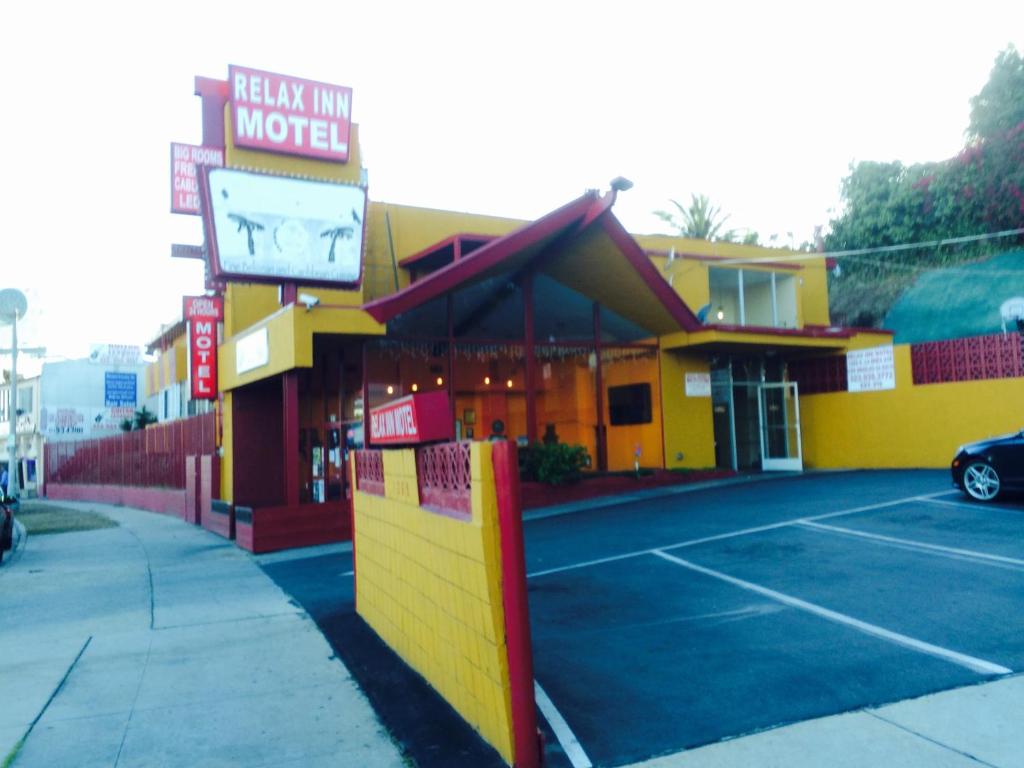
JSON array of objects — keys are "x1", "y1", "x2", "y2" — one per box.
[{"x1": 184, "y1": 296, "x2": 224, "y2": 400}]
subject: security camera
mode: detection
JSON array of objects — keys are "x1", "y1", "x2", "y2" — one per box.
[{"x1": 298, "y1": 293, "x2": 320, "y2": 311}]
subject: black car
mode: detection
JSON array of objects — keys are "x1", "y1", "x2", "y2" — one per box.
[{"x1": 951, "y1": 428, "x2": 1024, "y2": 501}]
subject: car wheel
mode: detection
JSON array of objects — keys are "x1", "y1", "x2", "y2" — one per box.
[{"x1": 963, "y1": 461, "x2": 1001, "y2": 502}]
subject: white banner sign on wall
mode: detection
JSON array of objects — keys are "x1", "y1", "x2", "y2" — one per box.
[
  {"x1": 236, "y1": 327, "x2": 270, "y2": 374},
  {"x1": 40, "y1": 406, "x2": 136, "y2": 436},
  {"x1": 847, "y1": 344, "x2": 896, "y2": 392},
  {"x1": 685, "y1": 372, "x2": 712, "y2": 397}
]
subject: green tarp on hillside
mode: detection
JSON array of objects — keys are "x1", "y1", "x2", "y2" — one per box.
[{"x1": 883, "y1": 250, "x2": 1024, "y2": 343}]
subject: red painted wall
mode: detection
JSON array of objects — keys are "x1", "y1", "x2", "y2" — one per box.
[
  {"x1": 233, "y1": 377, "x2": 285, "y2": 508},
  {"x1": 46, "y1": 484, "x2": 187, "y2": 518},
  {"x1": 234, "y1": 502, "x2": 350, "y2": 554}
]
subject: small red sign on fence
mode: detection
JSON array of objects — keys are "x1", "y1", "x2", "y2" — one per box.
[{"x1": 368, "y1": 391, "x2": 452, "y2": 445}]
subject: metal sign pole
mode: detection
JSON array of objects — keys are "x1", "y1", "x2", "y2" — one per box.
[{"x1": 6, "y1": 311, "x2": 16, "y2": 499}]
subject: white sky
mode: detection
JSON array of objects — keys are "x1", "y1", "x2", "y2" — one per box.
[{"x1": 2, "y1": 0, "x2": 1022, "y2": 373}]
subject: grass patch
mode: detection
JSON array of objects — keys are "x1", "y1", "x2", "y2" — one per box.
[
  {"x1": 14, "y1": 500, "x2": 118, "y2": 536},
  {"x1": 2, "y1": 736, "x2": 25, "y2": 768}
]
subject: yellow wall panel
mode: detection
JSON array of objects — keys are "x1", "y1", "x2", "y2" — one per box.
[
  {"x1": 660, "y1": 350, "x2": 717, "y2": 469},
  {"x1": 352, "y1": 442, "x2": 516, "y2": 764},
  {"x1": 802, "y1": 345, "x2": 1024, "y2": 468}
]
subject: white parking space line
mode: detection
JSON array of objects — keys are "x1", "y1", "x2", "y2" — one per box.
[
  {"x1": 919, "y1": 496, "x2": 1024, "y2": 515},
  {"x1": 527, "y1": 492, "x2": 949, "y2": 579},
  {"x1": 535, "y1": 681, "x2": 593, "y2": 768},
  {"x1": 650, "y1": 549, "x2": 1012, "y2": 676},
  {"x1": 799, "y1": 520, "x2": 1024, "y2": 569}
]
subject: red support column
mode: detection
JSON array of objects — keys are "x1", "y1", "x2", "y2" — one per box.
[
  {"x1": 523, "y1": 272, "x2": 537, "y2": 445},
  {"x1": 448, "y1": 294, "x2": 457, "y2": 435},
  {"x1": 492, "y1": 441, "x2": 540, "y2": 768},
  {"x1": 281, "y1": 283, "x2": 298, "y2": 305},
  {"x1": 593, "y1": 302, "x2": 607, "y2": 472},
  {"x1": 282, "y1": 371, "x2": 300, "y2": 505}
]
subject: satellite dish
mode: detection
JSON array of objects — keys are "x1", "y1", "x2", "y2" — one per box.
[
  {"x1": 1000, "y1": 296, "x2": 1024, "y2": 333},
  {"x1": 0, "y1": 288, "x2": 27, "y2": 324}
]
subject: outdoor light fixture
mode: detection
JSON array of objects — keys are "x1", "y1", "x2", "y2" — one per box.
[
  {"x1": 411, "y1": 383, "x2": 418, "y2": 392},
  {"x1": 716, "y1": 306, "x2": 725, "y2": 321},
  {"x1": 386, "y1": 385, "x2": 394, "y2": 395},
  {"x1": 506, "y1": 379, "x2": 513, "y2": 389},
  {"x1": 436, "y1": 377, "x2": 444, "y2": 386},
  {"x1": 484, "y1": 376, "x2": 491, "y2": 385},
  {"x1": 609, "y1": 176, "x2": 634, "y2": 192}
]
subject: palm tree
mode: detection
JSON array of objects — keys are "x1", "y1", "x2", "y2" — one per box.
[
  {"x1": 133, "y1": 406, "x2": 157, "y2": 431},
  {"x1": 655, "y1": 194, "x2": 736, "y2": 241}
]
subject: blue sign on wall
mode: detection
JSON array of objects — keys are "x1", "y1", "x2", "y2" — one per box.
[{"x1": 104, "y1": 372, "x2": 137, "y2": 408}]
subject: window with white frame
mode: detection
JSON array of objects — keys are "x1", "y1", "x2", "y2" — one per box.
[{"x1": 708, "y1": 267, "x2": 798, "y2": 329}]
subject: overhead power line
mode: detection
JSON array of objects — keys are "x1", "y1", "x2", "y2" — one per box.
[{"x1": 702, "y1": 226, "x2": 1024, "y2": 267}]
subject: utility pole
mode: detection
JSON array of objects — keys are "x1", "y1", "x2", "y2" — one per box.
[{"x1": 0, "y1": 289, "x2": 43, "y2": 501}]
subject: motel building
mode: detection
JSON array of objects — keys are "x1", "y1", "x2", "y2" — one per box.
[{"x1": 148, "y1": 64, "x2": 965, "y2": 554}]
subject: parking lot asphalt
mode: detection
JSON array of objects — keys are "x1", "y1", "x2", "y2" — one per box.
[
  {"x1": 525, "y1": 470, "x2": 1024, "y2": 767},
  {"x1": 259, "y1": 549, "x2": 519, "y2": 768},
  {"x1": 260, "y1": 471, "x2": 1024, "y2": 767}
]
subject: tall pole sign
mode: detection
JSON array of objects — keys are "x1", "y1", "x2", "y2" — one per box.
[{"x1": 184, "y1": 296, "x2": 223, "y2": 400}]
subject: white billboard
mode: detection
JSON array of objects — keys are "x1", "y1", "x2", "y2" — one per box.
[{"x1": 203, "y1": 167, "x2": 366, "y2": 285}]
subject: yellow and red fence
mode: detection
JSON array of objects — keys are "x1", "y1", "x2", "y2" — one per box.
[{"x1": 352, "y1": 440, "x2": 539, "y2": 768}]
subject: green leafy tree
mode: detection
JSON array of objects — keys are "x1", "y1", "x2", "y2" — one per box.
[
  {"x1": 655, "y1": 194, "x2": 737, "y2": 241},
  {"x1": 824, "y1": 45, "x2": 1024, "y2": 327},
  {"x1": 968, "y1": 45, "x2": 1024, "y2": 141}
]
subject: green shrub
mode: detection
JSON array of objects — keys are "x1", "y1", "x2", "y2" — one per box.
[{"x1": 522, "y1": 442, "x2": 589, "y2": 485}]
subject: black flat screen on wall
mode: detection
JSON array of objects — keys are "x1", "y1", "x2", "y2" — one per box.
[{"x1": 608, "y1": 383, "x2": 652, "y2": 425}]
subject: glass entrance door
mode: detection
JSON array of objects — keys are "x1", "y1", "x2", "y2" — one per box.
[{"x1": 757, "y1": 382, "x2": 802, "y2": 471}]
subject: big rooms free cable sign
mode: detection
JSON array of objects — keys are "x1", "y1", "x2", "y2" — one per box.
[{"x1": 229, "y1": 65, "x2": 353, "y2": 162}]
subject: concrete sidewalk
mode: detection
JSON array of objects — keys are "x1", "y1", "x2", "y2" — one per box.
[
  {"x1": 631, "y1": 674, "x2": 1024, "y2": 767},
  {"x1": 0, "y1": 501, "x2": 404, "y2": 768}
]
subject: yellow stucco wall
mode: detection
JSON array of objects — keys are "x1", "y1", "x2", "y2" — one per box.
[
  {"x1": 219, "y1": 391, "x2": 232, "y2": 502},
  {"x1": 353, "y1": 443, "x2": 515, "y2": 764},
  {"x1": 659, "y1": 350, "x2": 717, "y2": 469},
  {"x1": 145, "y1": 336, "x2": 188, "y2": 397},
  {"x1": 362, "y1": 202, "x2": 525, "y2": 301},
  {"x1": 802, "y1": 345, "x2": 1024, "y2": 468},
  {"x1": 639, "y1": 233, "x2": 830, "y2": 327}
]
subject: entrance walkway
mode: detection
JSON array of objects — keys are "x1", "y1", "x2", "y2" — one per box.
[{"x1": 0, "y1": 501, "x2": 402, "y2": 768}]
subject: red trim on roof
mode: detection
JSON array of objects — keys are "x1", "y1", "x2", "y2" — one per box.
[
  {"x1": 599, "y1": 216, "x2": 703, "y2": 332},
  {"x1": 705, "y1": 323, "x2": 894, "y2": 339},
  {"x1": 805, "y1": 324, "x2": 894, "y2": 336},
  {"x1": 398, "y1": 234, "x2": 498, "y2": 268},
  {"x1": 146, "y1": 320, "x2": 187, "y2": 353},
  {"x1": 647, "y1": 248, "x2": 805, "y2": 271},
  {"x1": 363, "y1": 192, "x2": 601, "y2": 323}
]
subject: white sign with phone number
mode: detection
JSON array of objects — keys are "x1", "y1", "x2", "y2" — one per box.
[
  {"x1": 847, "y1": 344, "x2": 896, "y2": 392},
  {"x1": 685, "y1": 372, "x2": 712, "y2": 397}
]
